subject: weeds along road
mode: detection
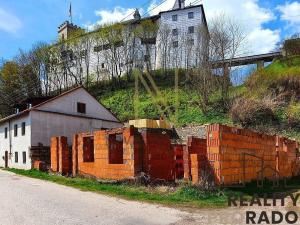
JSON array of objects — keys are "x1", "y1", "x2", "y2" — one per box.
[{"x1": 0, "y1": 169, "x2": 299, "y2": 225}]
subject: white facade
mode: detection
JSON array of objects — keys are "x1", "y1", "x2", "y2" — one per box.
[
  {"x1": 54, "y1": 2, "x2": 208, "y2": 83},
  {"x1": 0, "y1": 87, "x2": 122, "y2": 169}
]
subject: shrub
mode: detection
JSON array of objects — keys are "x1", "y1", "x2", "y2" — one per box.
[
  {"x1": 283, "y1": 38, "x2": 300, "y2": 56},
  {"x1": 286, "y1": 102, "x2": 300, "y2": 125},
  {"x1": 230, "y1": 97, "x2": 275, "y2": 127}
]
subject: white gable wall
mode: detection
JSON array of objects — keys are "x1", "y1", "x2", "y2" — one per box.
[
  {"x1": 31, "y1": 110, "x2": 121, "y2": 146},
  {"x1": 36, "y1": 88, "x2": 119, "y2": 122}
]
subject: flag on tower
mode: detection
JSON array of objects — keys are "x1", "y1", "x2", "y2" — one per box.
[{"x1": 69, "y1": 2, "x2": 72, "y2": 22}]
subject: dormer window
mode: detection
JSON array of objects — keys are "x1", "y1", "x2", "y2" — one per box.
[{"x1": 77, "y1": 102, "x2": 86, "y2": 114}]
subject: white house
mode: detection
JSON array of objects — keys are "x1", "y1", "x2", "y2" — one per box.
[{"x1": 0, "y1": 86, "x2": 122, "y2": 169}]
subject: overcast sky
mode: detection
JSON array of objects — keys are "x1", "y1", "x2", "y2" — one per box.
[{"x1": 0, "y1": 0, "x2": 299, "y2": 60}]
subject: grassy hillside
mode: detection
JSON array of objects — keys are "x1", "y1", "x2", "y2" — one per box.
[{"x1": 93, "y1": 56, "x2": 300, "y2": 141}]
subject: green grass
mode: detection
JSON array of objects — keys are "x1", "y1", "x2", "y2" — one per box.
[
  {"x1": 4, "y1": 168, "x2": 228, "y2": 208},
  {"x1": 100, "y1": 87, "x2": 231, "y2": 126},
  {"x1": 94, "y1": 58, "x2": 300, "y2": 140}
]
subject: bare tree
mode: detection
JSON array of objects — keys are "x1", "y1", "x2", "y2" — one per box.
[
  {"x1": 157, "y1": 23, "x2": 172, "y2": 71},
  {"x1": 209, "y1": 14, "x2": 246, "y2": 108},
  {"x1": 188, "y1": 14, "x2": 246, "y2": 111}
]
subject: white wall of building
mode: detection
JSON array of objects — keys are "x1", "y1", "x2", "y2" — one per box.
[
  {"x1": 0, "y1": 87, "x2": 122, "y2": 169},
  {"x1": 0, "y1": 114, "x2": 32, "y2": 169},
  {"x1": 156, "y1": 6, "x2": 203, "y2": 69},
  {"x1": 31, "y1": 110, "x2": 120, "y2": 146},
  {"x1": 36, "y1": 88, "x2": 120, "y2": 122}
]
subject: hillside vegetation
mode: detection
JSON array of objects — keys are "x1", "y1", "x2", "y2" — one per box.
[{"x1": 94, "y1": 56, "x2": 300, "y2": 141}]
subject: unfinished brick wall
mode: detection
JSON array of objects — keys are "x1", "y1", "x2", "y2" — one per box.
[
  {"x1": 50, "y1": 136, "x2": 72, "y2": 175},
  {"x1": 140, "y1": 129, "x2": 175, "y2": 181},
  {"x1": 183, "y1": 137, "x2": 207, "y2": 180},
  {"x1": 205, "y1": 124, "x2": 279, "y2": 185},
  {"x1": 73, "y1": 127, "x2": 142, "y2": 180},
  {"x1": 276, "y1": 136, "x2": 299, "y2": 178},
  {"x1": 51, "y1": 137, "x2": 59, "y2": 172},
  {"x1": 173, "y1": 144, "x2": 184, "y2": 179},
  {"x1": 190, "y1": 124, "x2": 299, "y2": 186}
]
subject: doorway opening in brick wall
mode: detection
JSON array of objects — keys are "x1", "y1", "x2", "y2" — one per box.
[
  {"x1": 83, "y1": 136, "x2": 94, "y2": 162},
  {"x1": 108, "y1": 133, "x2": 124, "y2": 164}
]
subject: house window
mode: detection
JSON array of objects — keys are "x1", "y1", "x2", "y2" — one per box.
[
  {"x1": 22, "y1": 122, "x2": 26, "y2": 136},
  {"x1": 14, "y1": 124, "x2": 18, "y2": 137},
  {"x1": 188, "y1": 12, "x2": 194, "y2": 19},
  {"x1": 15, "y1": 152, "x2": 18, "y2": 163},
  {"x1": 188, "y1": 26, "x2": 195, "y2": 34},
  {"x1": 77, "y1": 102, "x2": 86, "y2": 114},
  {"x1": 4, "y1": 127, "x2": 7, "y2": 139},
  {"x1": 172, "y1": 15, "x2": 178, "y2": 21},
  {"x1": 173, "y1": 41, "x2": 179, "y2": 48},
  {"x1": 172, "y1": 29, "x2": 178, "y2": 36},
  {"x1": 22, "y1": 152, "x2": 26, "y2": 164}
]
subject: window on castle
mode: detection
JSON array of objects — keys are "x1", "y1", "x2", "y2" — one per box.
[
  {"x1": 101, "y1": 63, "x2": 105, "y2": 69},
  {"x1": 188, "y1": 12, "x2": 194, "y2": 19},
  {"x1": 141, "y1": 38, "x2": 156, "y2": 45},
  {"x1": 188, "y1": 39, "x2": 195, "y2": 46},
  {"x1": 188, "y1": 26, "x2": 195, "y2": 34},
  {"x1": 172, "y1": 29, "x2": 178, "y2": 36},
  {"x1": 172, "y1": 15, "x2": 178, "y2": 21},
  {"x1": 173, "y1": 41, "x2": 179, "y2": 48},
  {"x1": 144, "y1": 55, "x2": 150, "y2": 62}
]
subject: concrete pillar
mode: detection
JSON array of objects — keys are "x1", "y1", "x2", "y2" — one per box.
[{"x1": 256, "y1": 60, "x2": 264, "y2": 69}]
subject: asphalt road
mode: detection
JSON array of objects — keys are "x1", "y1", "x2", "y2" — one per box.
[
  {"x1": 0, "y1": 170, "x2": 200, "y2": 225},
  {"x1": 1, "y1": 170, "x2": 296, "y2": 225}
]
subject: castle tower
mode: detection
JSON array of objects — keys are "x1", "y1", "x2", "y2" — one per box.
[
  {"x1": 58, "y1": 21, "x2": 82, "y2": 41},
  {"x1": 133, "y1": 9, "x2": 141, "y2": 20},
  {"x1": 173, "y1": 0, "x2": 185, "y2": 9}
]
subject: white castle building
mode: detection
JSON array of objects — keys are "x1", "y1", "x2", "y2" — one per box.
[{"x1": 53, "y1": 0, "x2": 208, "y2": 84}]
